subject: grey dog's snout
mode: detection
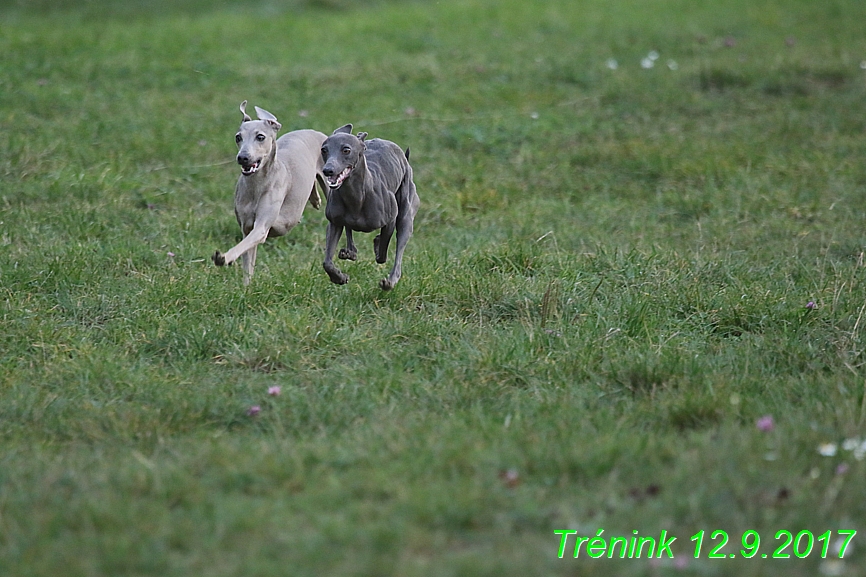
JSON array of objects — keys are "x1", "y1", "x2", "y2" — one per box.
[
  {"x1": 237, "y1": 153, "x2": 251, "y2": 165},
  {"x1": 322, "y1": 165, "x2": 335, "y2": 176}
]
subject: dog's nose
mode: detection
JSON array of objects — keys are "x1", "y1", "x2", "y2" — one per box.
[
  {"x1": 322, "y1": 166, "x2": 333, "y2": 177},
  {"x1": 237, "y1": 153, "x2": 250, "y2": 166}
]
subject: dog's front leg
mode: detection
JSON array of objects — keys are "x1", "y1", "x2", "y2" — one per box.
[
  {"x1": 339, "y1": 229, "x2": 358, "y2": 261},
  {"x1": 214, "y1": 195, "x2": 280, "y2": 278},
  {"x1": 323, "y1": 222, "x2": 349, "y2": 285},
  {"x1": 213, "y1": 224, "x2": 268, "y2": 269},
  {"x1": 240, "y1": 245, "x2": 258, "y2": 286}
]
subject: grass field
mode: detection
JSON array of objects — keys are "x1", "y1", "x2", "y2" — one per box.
[{"x1": 2, "y1": 0, "x2": 866, "y2": 575}]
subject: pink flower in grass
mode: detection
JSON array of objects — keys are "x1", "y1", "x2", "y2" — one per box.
[
  {"x1": 247, "y1": 405, "x2": 261, "y2": 417},
  {"x1": 268, "y1": 386, "x2": 282, "y2": 396},
  {"x1": 756, "y1": 415, "x2": 775, "y2": 432},
  {"x1": 806, "y1": 301, "x2": 816, "y2": 310}
]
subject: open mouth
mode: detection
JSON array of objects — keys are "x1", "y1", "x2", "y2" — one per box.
[
  {"x1": 240, "y1": 160, "x2": 261, "y2": 176},
  {"x1": 327, "y1": 166, "x2": 352, "y2": 189}
]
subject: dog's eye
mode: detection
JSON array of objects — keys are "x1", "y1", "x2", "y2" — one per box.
[
  {"x1": 256, "y1": 134, "x2": 266, "y2": 142},
  {"x1": 321, "y1": 147, "x2": 328, "y2": 158},
  {"x1": 235, "y1": 134, "x2": 242, "y2": 143},
  {"x1": 342, "y1": 146, "x2": 351, "y2": 155}
]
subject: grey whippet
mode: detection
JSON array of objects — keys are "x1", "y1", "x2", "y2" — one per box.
[
  {"x1": 320, "y1": 124, "x2": 420, "y2": 290},
  {"x1": 212, "y1": 101, "x2": 327, "y2": 285}
]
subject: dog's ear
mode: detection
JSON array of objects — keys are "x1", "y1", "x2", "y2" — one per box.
[
  {"x1": 254, "y1": 106, "x2": 282, "y2": 131},
  {"x1": 239, "y1": 100, "x2": 251, "y2": 122},
  {"x1": 333, "y1": 124, "x2": 353, "y2": 135},
  {"x1": 356, "y1": 132, "x2": 368, "y2": 142}
]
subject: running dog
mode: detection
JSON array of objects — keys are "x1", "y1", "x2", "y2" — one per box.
[
  {"x1": 212, "y1": 101, "x2": 327, "y2": 285},
  {"x1": 320, "y1": 124, "x2": 420, "y2": 290}
]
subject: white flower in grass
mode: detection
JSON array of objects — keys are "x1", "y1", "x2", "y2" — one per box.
[
  {"x1": 667, "y1": 59, "x2": 679, "y2": 71},
  {"x1": 818, "y1": 442, "x2": 838, "y2": 457},
  {"x1": 833, "y1": 535, "x2": 854, "y2": 557},
  {"x1": 842, "y1": 437, "x2": 860, "y2": 451},
  {"x1": 820, "y1": 560, "x2": 845, "y2": 576},
  {"x1": 840, "y1": 437, "x2": 866, "y2": 460},
  {"x1": 648, "y1": 50, "x2": 659, "y2": 61},
  {"x1": 641, "y1": 57, "x2": 655, "y2": 69},
  {"x1": 860, "y1": 61, "x2": 866, "y2": 70},
  {"x1": 606, "y1": 58, "x2": 618, "y2": 70}
]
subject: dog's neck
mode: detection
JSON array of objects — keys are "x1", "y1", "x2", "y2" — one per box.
[
  {"x1": 343, "y1": 154, "x2": 369, "y2": 204},
  {"x1": 258, "y1": 140, "x2": 278, "y2": 177}
]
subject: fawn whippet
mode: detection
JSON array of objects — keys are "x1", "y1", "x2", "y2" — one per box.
[{"x1": 212, "y1": 101, "x2": 327, "y2": 285}]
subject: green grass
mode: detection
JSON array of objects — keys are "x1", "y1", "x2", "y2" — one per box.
[{"x1": 2, "y1": 0, "x2": 866, "y2": 575}]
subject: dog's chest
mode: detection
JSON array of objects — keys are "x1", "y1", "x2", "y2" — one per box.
[
  {"x1": 341, "y1": 213, "x2": 379, "y2": 233},
  {"x1": 234, "y1": 196, "x2": 258, "y2": 228},
  {"x1": 327, "y1": 192, "x2": 397, "y2": 232},
  {"x1": 234, "y1": 180, "x2": 264, "y2": 229}
]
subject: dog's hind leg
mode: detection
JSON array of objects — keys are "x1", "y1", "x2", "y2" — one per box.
[
  {"x1": 339, "y1": 229, "x2": 358, "y2": 261},
  {"x1": 323, "y1": 222, "x2": 349, "y2": 284},
  {"x1": 308, "y1": 183, "x2": 321, "y2": 210},
  {"x1": 379, "y1": 215, "x2": 413, "y2": 291},
  {"x1": 373, "y1": 221, "x2": 396, "y2": 265},
  {"x1": 310, "y1": 174, "x2": 326, "y2": 210},
  {"x1": 379, "y1": 176, "x2": 419, "y2": 291}
]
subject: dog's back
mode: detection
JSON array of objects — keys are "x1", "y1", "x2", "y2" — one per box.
[
  {"x1": 270, "y1": 129, "x2": 327, "y2": 232},
  {"x1": 277, "y1": 129, "x2": 327, "y2": 186},
  {"x1": 363, "y1": 138, "x2": 412, "y2": 197}
]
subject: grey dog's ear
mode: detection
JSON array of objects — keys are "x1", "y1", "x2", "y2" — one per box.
[
  {"x1": 239, "y1": 100, "x2": 252, "y2": 122},
  {"x1": 356, "y1": 132, "x2": 368, "y2": 142},
  {"x1": 254, "y1": 106, "x2": 282, "y2": 131},
  {"x1": 333, "y1": 124, "x2": 353, "y2": 135}
]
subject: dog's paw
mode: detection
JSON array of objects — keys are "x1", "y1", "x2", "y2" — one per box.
[
  {"x1": 212, "y1": 251, "x2": 226, "y2": 266},
  {"x1": 379, "y1": 278, "x2": 395, "y2": 291},
  {"x1": 324, "y1": 263, "x2": 349, "y2": 285},
  {"x1": 338, "y1": 247, "x2": 357, "y2": 261}
]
